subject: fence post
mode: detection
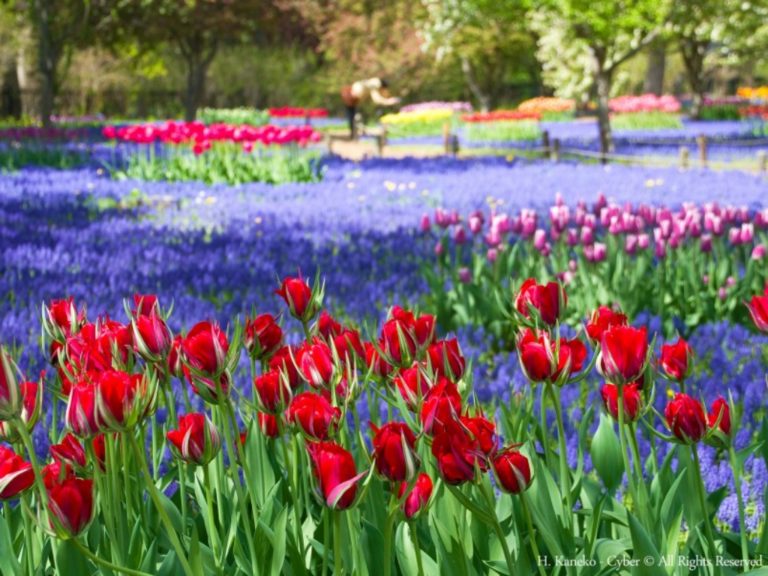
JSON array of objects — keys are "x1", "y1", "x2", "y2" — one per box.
[
  {"x1": 443, "y1": 122, "x2": 452, "y2": 155},
  {"x1": 450, "y1": 134, "x2": 460, "y2": 157},
  {"x1": 376, "y1": 128, "x2": 387, "y2": 157},
  {"x1": 758, "y1": 151, "x2": 767, "y2": 174},
  {"x1": 697, "y1": 135, "x2": 708, "y2": 168},
  {"x1": 541, "y1": 130, "x2": 550, "y2": 159},
  {"x1": 679, "y1": 146, "x2": 689, "y2": 169},
  {"x1": 551, "y1": 138, "x2": 560, "y2": 162}
]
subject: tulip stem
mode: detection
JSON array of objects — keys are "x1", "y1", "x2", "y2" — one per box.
[
  {"x1": 480, "y1": 480, "x2": 514, "y2": 573},
  {"x1": 202, "y1": 463, "x2": 223, "y2": 576},
  {"x1": 521, "y1": 493, "x2": 547, "y2": 576},
  {"x1": 729, "y1": 445, "x2": 750, "y2": 572},
  {"x1": 20, "y1": 497, "x2": 36, "y2": 575},
  {"x1": 333, "y1": 510, "x2": 343, "y2": 575},
  {"x1": 408, "y1": 521, "x2": 425, "y2": 576},
  {"x1": 547, "y1": 386, "x2": 573, "y2": 531},
  {"x1": 322, "y1": 510, "x2": 329, "y2": 575},
  {"x1": 71, "y1": 537, "x2": 152, "y2": 576},
  {"x1": 691, "y1": 446, "x2": 719, "y2": 574},
  {"x1": 627, "y1": 423, "x2": 651, "y2": 527},
  {"x1": 14, "y1": 419, "x2": 49, "y2": 512},
  {"x1": 129, "y1": 434, "x2": 195, "y2": 576},
  {"x1": 382, "y1": 496, "x2": 397, "y2": 576}
]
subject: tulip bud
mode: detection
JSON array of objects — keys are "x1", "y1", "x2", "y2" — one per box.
[
  {"x1": 182, "y1": 321, "x2": 231, "y2": 402},
  {"x1": 420, "y1": 378, "x2": 461, "y2": 435},
  {"x1": 427, "y1": 338, "x2": 466, "y2": 380},
  {"x1": 297, "y1": 341, "x2": 336, "y2": 388},
  {"x1": 50, "y1": 433, "x2": 88, "y2": 472},
  {"x1": 458, "y1": 267, "x2": 472, "y2": 284},
  {"x1": 307, "y1": 441, "x2": 363, "y2": 510},
  {"x1": 370, "y1": 422, "x2": 419, "y2": 482},
  {"x1": 746, "y1": 291, "x2": 768, "y2": 333},
  {"x1": 132, "y1": 312, "x2": 172, "y2": 363},
  {"x1": 167, "y1": 413, "x2": 221, "y2": 466},
  {"x1": 664, "y1": 393, "x2": 707, "y2": 444},
  {"x1": 258, "y1": 412, "x2": 280, "y2": 438},
  {"x1": 43, "y1": 298, "x2": 85, "y2": 341},
  {"x1": 394, "y1": 363, "x2": 431, "y2": 410},
  {"x1": 65, "y1": 380, "x2": 100, "y2": 437},
  {"x1": 706, "y1": 397, "x2": 731, "y2": 448},
  {"x1": 585, "y1": 306, "x2": 628, "y2": 346},
  {"x1": 660, "y1": 337, "x2": 694, "y2": 382},
  {"x1": 514, "y1": 279, "x2": 566, "y2": 327},
  {"x1": 598, "y1": 325, "x2": 649, "y2": 385},
  {"x1": 0, "y1": 378, "x2": 43, "y2": 442},
  {"x1": 95, "y1": 370, "x2": 157, "y2": 432},
  {"x1": 254, "y1": 370, "x2": 292, "y2": 413},
  {"x1": 600, "y1": 383, "x2": 642, "y2": 423},
  {"x1": 752, "y1": 244, "x2": 766, "y2": 261},
  {"x1": 47, "y1": 476, "x2": 94, "y2": 537},
  {"x1": 0, "y1": 347, "x2": 21, "y2": 421},
  {"x1": 397, "y1": 473, "x2": 433, "y2": 518},
  {"x1": 493, "y1": 448, "x2": 532, "y2": 494},
  {"x1": 275, "y1": 277, "x2": 317, "y2": 322},
  {"x1": 431, "y1": 420, "x2": 487, "y2": 484},
  {"x1": 244, "y1": 314, "x2": 283, "y2": 361},
  {"x1": 0, "y1": 446, "x2": 35, "y2": 500},
  {"x1": 287, "y1": 392, "x2": 340, "y2": 440}
]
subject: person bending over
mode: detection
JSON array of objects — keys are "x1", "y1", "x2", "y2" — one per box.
[{"x1": 340, "y1": 77, "x2": 400, "y2": 139}]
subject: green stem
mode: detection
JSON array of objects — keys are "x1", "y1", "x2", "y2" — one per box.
[
  {"x1": 333, "y1": 510, "x2": 343, "y2": 575},
  {"x1": 627, "y1": 423, "x2": 651, "y2": 526},
  {"x1": 382, "y1": 499, "x2": 397, "y2": 576},
  {"x1": 278, "y1": 422, "x2": 304, "y2": 553},
  {"x1": 129, "y1": 434, "x2": 195, "y2": 576},
  {"x1": 615, "y1": 384, "x2": 637, "y2": 518},
  {"x1": 71, "y1": 537, "x2": 152, "y2": 576},
  {"x1": 522, "y1": 494, "x2": 547, "y2": 576},
  {"x1": 322, "y1": 510, "x2": 329, "y2": 576},
  {"x1": 691, "y1": 446, "x2": 719, "y2": 575},
  {"x1": 203, "y1": 463, "x2": 224, "y2": 576},
  {"x1": 21, "y1": 498, "x2": 36, "y2": 575},
  {"x1": 539, "y1": 385, "x2": 551, "y2": 471},
  {"x1": 480, "y1": 481, "x2": 514, "y2": 572},
  {"x1": 729, "y1": 446, "x2": 750, "y2": 572},
  {"x1": 409, "y1": 521, "x2": 425, "y2": 576},
  {"x1": 548, "y1": 386, "x2": 573, "y2": 531}
]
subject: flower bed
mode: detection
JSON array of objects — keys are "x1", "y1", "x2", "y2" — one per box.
[{"x1": 269, "y1": 107, "x2": 329, "y2": 118}]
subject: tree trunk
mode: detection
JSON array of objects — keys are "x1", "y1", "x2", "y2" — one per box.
[
  {"x1": 460, "y1": 56, "x2": 491, "y2": 113},
  {"x1": 1, "y1": 59, "x2": 22, "y2": 119},
  {"x1": 643, "y1": 41, "x2": 666, "y2": 95},
  {"x1": 182, "y1": 40, "x2": 217, "y2": 122},
  {"x1": 594, "y1": 66, "x2": 614, "y2": 156},
  {"x1": 679, "y1": 38, "x2": 706, "y2": 119},
  {"x1": 32, "y1": 0, "x2": 57, "y2": 126}
]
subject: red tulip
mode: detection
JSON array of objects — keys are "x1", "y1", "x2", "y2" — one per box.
[
  {"x1": 518, "y1": 329, "x2": 586, "y2": 383},
  {"x1": 47, "y1": 476, "x2": 94, "y2": 537},
  {"x1": 380, "y1": 318, "x2": 417, "y2": 367},
  {"x1": 297, "y1": 341, "x2": 335, "y2": 388},
  {"x1": 598, "y1": 325, "x2": 649, "y2": 384},
  {"x1": 460, "y1": 415, "x2": 497, "y2": 458},
  {"x1": 132, "y1": 294, "x2": 159, "y2": 317},
  {"x1": 96, "y1": 370, "x2": 154, "y2": 431},
  {"x1": 269, "y1": 345, "x2": 301, "y2": 389},
  {"x1": 665, "y1": 393, "x2": 707, "y2": 444},
  {"x1": 333, "y1": 329, "x2": 365, "y2": 365},
  {"x1": 708, "y1": 397, "x2": 731, "y2": 436},
  {"x1": 258, "y1": 412, "x2": 280, "y2": 438},
  {"x1": 420, "y1": 378, "x2": 461, "y2": 435},
  {"x1": 431, "y1": 420, "x2": 488, "y2": 484},
  {"x1": 244, "y1": 314, "x2": 283, "y2": 361},
  {"x1": 586, "y1": 306, "x2": 628, "y2": 345},
  {"x1": 600, "y1": 383, "x2": 642, "y2": 423},
  {"x1": 745, "y1": 291, "x2": 768, "y2": 332},
  {"x1": 182, "y1": 321, "x2": 230, "y2": 401},
  {"x1": 65, "y1": 380, "x2": 99, "y2": 437},
  {"x1": 0, "y1": 379, "x2": 42, "y2": 441},
  {"x1": 370, "y1": 422, "x2": 419, "y2": 481},
  {"x1": 365, "y1": 342, "x2": 395, "y2": 380},
  {"x1": 493, "y1": 448, "x2": 532, "y2": 494},
  {"x1": 254, "y1": 370, "x2": 292, "y2": 413},
  {"x1": 167, "y1": 413, "x2": 221, "y2": 466},
  {"x1": 276, "y1": 277, "x2": 315, "y2": 321},
  {"x1": 307, "y1": 441, "x2": 363, "y2": 509},
  {"x1": 287, "y1": 392, "x2": 341, "y2": 440},
  {"x1": 50, "y1": 433, "x2": 87, "y2": 471},
  {"x1": 317, "y1": 311, "x2": 342, "y2": 339},
  {"x1": 0, "y1": 446, "x2": 35, "y2": 500},
  {"x1": 394, "y1": 363, "x2": 431, "y2": 410},
  {"x1": 515, "y1": 278, "x2": 566, "y2": 326},
  {"x1": 397, "y1": 473, "x2": 433, "y2": 518},
  {"x1": 43, "y1": 460, "x2": 75, "y2": 490},
  {"x1": 45, "y1": 297, "x2": 85, "y2": 337},
  {"x1": 660, "y1": 337, "x2": 694, "y2": 382},
  {"x1": 427, "y1": 338, "x2": 466, "y2": 380},
  {"x1": 168, "y1": 335, "x2": 184, "y2": 379},
  {"x1": 132, "y1": 312, "x2": 172, "y2": 362}
]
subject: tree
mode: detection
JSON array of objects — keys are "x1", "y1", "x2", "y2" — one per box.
[
  {"x1": 668, "y1": 0, "x2": 768, "y2": 118},
  {"x1": 419, "y1": 0, "x2": 538, "y2": 110},
  {"x1": 104, "y1": 0, "x2": 270, "y2": 121},
  {"x1": 530, "y1": 0, "x2": 665, "y2": 154}
]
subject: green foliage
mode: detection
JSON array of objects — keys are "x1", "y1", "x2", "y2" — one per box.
[
  {"x1": 0, "y1": 144, "x2": 90, "y2": 170},
  {"x1": 110, "y1": 143, "x2": 323, "y2": 185},
  {"x1": 463, "y1": 120, "x2": 541, "y2": 142},
  {"x1": 197, "y1": 108, "x2": 269, "y2": 126},
  {"x1": 610, "y1": 112, "x2": 683, "y2": 131}
]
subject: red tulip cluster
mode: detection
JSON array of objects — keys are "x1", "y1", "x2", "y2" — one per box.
[
  {"x1": 102, "y1": 122, "x2": 322, "y2": 153},
  {"x1": 269, "y1": 107, "x2": 329, "y2": 118}
]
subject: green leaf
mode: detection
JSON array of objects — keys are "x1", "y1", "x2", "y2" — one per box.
[
  {"x1": 270, "y1": 506, "x2": 288, "y2": 575},
  {"x1": 590, "y1": 413, "x2": 624, "y2": 493},
  {"x1": 627, "y1": 512, "x2": 666, "y2": 576},
  {"x1": 0, "y1": 513, "x2": 22, "y2": 576},
  {"x1": 55, "y1": 539, "x2": 92, "y2": 576},
  {"x1": 395, "y1": 523, "x2": 438, "y2": 576}
]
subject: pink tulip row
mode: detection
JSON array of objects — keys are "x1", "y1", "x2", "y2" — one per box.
[{"x1": 609, "y1": 94, "x2": 682, "y2": 114}]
